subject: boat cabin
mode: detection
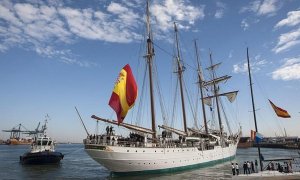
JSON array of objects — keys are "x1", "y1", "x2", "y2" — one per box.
[{"x1": 31, "y1": 136, "x2": 55, "y2": 153}]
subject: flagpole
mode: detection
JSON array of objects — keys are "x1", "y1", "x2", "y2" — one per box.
[{"x1": 247, "y1": 47, "x2": 263, "y2": 171}]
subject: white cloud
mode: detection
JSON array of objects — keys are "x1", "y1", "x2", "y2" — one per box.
[
  {"x1": 272, "y1": 27, "x2": 300, "y2": 53},
  {"x1": 272, "y1": 57, "x2": 300, "y2": 80},
  {"x1": 107, "y1": 2, "x2": 140, "y2": 27},
  {"x1": 240, "y1": 0, "x2": 280, "y2": 16},
  {"x1": 275, "y1": 10, "x2": 300, "y2": 28},
  {"x1": 0, "y1": 0, "x2": 203, "y2": 65},
  {"x1": 258, "y1": 0, "x2": 278, "y2": 15},
  {"x1": 241, "y1": 19, "x2": 249, "y2": 31},
  {"x1": 233, "y1": 63, "x2": 248, "y2": 73},
  {"x1": 0, "y1": 1, "x2": 144, "y2": 66},
  {"x1": 151, "y1": 0, "x2": 204, "y2": 32},
  {"x1": 233, "y1": 55, "x2": 268, "y2": 73},
  {"x1": 215, "y1": 2, "x2": 226, "y2": 19},
  {"x1": 14, "y1": 3, "x2": 39, "y2": 23}
]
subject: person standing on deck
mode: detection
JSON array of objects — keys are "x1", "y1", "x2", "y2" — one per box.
[
  {"x1": 243, "y1": 162, "x2": 247, "y2": 174},
  {"x1": 247, "y1": 161, "x2": 251, "y2": 174},
  {"x1": 106, "y1": 126, "x2": 109, "y2": 135},
  {"x1": 235, "y1": 163, "x2": 239, "y2": 175},
  {"x1": 251, "y1": 161, "x2": 255, "y2": 173},
  {"x1": 255, "y1": 160, "x2": 258, "y2": 173},
  {"x1": 231, "y1": 163, "x2": 236, "y2": 175}
]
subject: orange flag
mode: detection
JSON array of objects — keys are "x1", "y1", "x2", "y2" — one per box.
[
  {"x1": 269, "y1": 99, "x2": 291, "y2": 118},
  {"x1": 109, "y1": 64, "x2": 138, "y2": 124}
]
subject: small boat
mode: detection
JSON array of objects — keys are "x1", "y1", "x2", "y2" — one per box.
[{"x1": 20, "y1": 117, "x2": 64, "y2": 164}]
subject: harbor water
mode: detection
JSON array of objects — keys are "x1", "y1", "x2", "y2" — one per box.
[{"x1": 0, "y1": 144, "x2": 299, "y2": 179}]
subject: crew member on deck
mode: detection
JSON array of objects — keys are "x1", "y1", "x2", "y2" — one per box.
[
  {"x1": 109, "y1": 126, "x2": 113, "y2": 135},
  {"x1": 231, "y1": 163, "x2": 235, "y2": 175},
  {"x1": 243, "y1": 162, "x2": 247, "y2": 174},
  {"x1": 235, "y1": 163, "x2": 239, "y2": 175},
  {"x1": 255, "y1": 160, "x2": 258, "y2": 173},
  {"x1": 106, "y1": 126, "x2": 109, "y2": 135}
]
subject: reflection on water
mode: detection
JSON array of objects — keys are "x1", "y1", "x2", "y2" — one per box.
[{"x1": 0, "y1": 144, "x2": 299, "y2": 179}]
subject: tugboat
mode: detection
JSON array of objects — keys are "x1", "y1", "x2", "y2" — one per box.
[{"x1": 20, "y1": 116, "x2": 64, "y2": 164}]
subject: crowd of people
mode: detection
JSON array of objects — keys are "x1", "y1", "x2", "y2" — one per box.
[
  {"x1": 232, "y1": 159, "x2": 294, "y2": 176},
  {"x1": 231, "y1": 160, "x2": 258, "y2": 176},
  {"x1": 266, "y1": 161, "x2": 293, "y2": 173}
]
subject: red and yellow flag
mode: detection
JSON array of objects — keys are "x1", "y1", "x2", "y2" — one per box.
[
  {"x1": 269, "y1": 99, "x2": 291, "y2": 118},
  {"x1": 109, "y1": 64, "x2": 138, "y2": 124}
]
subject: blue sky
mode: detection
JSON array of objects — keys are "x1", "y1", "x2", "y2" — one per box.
[{"x1": 1, "y1": 0, "x2": 300, "y2": 143}]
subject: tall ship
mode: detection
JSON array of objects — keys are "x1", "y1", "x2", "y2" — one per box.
[{"x1": 83, "y1": 1, "x2": 240, "y2": 175}]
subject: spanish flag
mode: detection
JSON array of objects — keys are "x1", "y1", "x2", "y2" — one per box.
[
  {"x1": 269, "y1": 99, "x2": 291, "y2": 118},
  {"x1": 109, "y1": 64, "x2": 138, "y2": 124}
]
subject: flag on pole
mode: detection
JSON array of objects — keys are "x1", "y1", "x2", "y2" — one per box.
[
  {"x1": 109, "y1": 64, "x2": 138, "y2": 124},
  {"x1": 269, "y1": 99, "x2": 291, "y2": 118},
  {"x1": 255, "y1": 132, "x2": 263, "y2": 143}
]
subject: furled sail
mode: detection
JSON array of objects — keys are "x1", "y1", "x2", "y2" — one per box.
[
  {"x1": 203, "y1": 75, "x2": 231, "y2": 87},
  {"x1": 205, "y1": 62, "x2": 222, "y2": 71},
  {"x1": 203, "y1": 97, "x2": 212, "y2": 106},
  {"x1": 202, "y1": 91, "x2": 239, "y2": 106},
  {"x1": 158, "y1": 125, "x2": 187, "y2": 136},
  {"x1": 225, "y1": 91, "x2": 238, "y2": 102},
  {"x1": 91, "y1": 115, "x2": 154, "y2": 135}
]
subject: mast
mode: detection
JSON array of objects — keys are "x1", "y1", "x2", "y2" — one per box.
[
  {"x1": 246, "y1": 47, "x2": 263, "y2": 171},
  {"x1": 209, "y1": 52, "x2": 223, "y2": 141},
  {"x1": 146, "y1": 0, "x2": 156, "y2": 140},
  {"x1": 194, "y1": 40, "x2": 208, "y2": 134},
  {"x1": 174, "y1": 22, "x2": 187, "y2": 133}
]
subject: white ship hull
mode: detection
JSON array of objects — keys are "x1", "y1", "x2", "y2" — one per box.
[{"x1": 85, "y1": 143, "x2": 237, "y2": 174}]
